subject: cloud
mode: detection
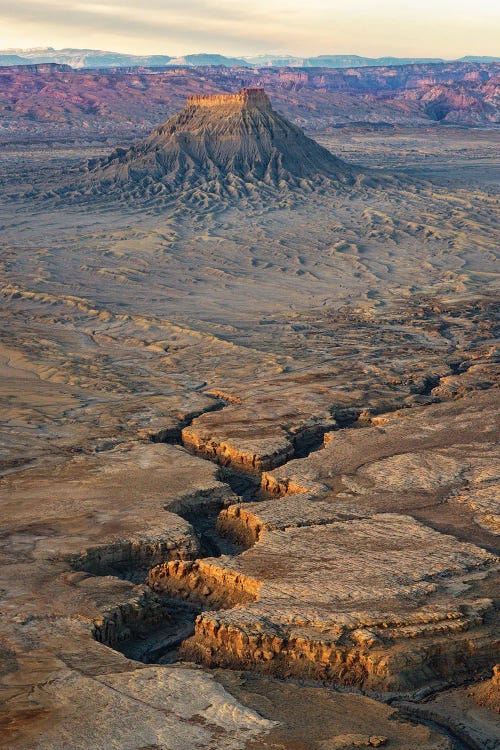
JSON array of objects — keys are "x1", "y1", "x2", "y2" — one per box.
[
  {"x1": 1, "y1": 0, "x2": 498, "y2": 57},
  {"x1": 0, "y1": 0, "x2": 282, "y2": 52}
]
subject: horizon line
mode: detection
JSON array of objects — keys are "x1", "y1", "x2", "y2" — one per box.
[{"x1": 2, "y1": 46, "x2": 499, "y2": 60}]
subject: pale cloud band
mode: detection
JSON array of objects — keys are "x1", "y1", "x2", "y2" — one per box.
[{"x1": 0, "y1": 0, "x2": 498, "y2": 57}]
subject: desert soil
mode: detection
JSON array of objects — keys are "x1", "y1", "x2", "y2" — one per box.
[{"x1": 0, "y1": 117, "x2": 498, "y2": 749}]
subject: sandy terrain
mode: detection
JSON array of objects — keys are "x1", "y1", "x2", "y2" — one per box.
[{"x1": 0, "y1": 89, "x2": 498, "y2": 748}]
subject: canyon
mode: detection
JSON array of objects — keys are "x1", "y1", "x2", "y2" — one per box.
[
  {"x1": 0, "y1": 61, "x2": 498, "y2": 147},
  {"x1": 0, "y1": 84, "x2": 498, "y2": 749}
]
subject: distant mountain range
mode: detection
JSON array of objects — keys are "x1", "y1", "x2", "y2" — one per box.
[
  {"x1": 1, "y1": 47, "x2": 499, "y2": 69},
  {"x1": 1, "y1": 61, "x2": 498, "y2": 142}
]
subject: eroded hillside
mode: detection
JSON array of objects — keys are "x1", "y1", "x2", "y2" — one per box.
[{"x1": 0, "y1": 86, "x2": 498, "y2": 749}]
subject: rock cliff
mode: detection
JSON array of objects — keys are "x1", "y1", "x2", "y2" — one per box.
[{"x1": 67, "y1": 87, "x2": 354, "y2": 204}]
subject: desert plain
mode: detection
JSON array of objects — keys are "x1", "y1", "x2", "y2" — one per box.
[{"x1": 0, "y1": 64, "x2": 499, "y2": 750}]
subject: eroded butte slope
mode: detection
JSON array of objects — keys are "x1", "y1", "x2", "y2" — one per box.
[{"x1": 58, "y1": 88, "x2": 355, "y2": 205}]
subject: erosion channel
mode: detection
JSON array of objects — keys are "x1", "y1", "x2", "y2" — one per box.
[
  {"x1": 84, "y1": 387, "x2": 499, "y2": 750},
  {"x1": 91, "y1": 395, "x2": 333, "y2": 666}
]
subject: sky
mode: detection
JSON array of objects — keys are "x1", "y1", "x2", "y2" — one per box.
[{"x1": 0, "y1": 0, "x2": 499, "y2": 58}]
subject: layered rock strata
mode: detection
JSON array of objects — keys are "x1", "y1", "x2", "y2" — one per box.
[
  {"x1": 0, "y1": 441, "x2": 277, "y2": 749},
  {"x1": 148, "y1": 389, "x2": 500, "y2": 692},
  {"x1": 177, "y1": 299, "x2": 499, "y2": 478},
  {"x1": 150, "y1": 513, "x2": 498, "y2": 690},
  {"x1": 66, "y1": 87, "x2": 355, "y2": 204}
]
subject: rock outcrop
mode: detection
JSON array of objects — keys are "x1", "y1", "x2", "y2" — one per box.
[
  {"x1": 150, "y1": 513, "x2": 498, "y2": 691},
  {"x1": 469, "y1": 664, "x2": 500, "y2": 713},
  {"x1": 67, "y1": 87, "x2": 354, "y2": 204},
  {"x1": 148, "y1": 389, "x2": 500, "y2": 692}
]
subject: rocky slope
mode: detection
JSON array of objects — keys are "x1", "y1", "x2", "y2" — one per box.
[
  {"x1": 0, "y1": 419, "x2": 461, "y2": 749},
  {"x1": 61, "y1": 88, "x2": 354, "y2": 204}
]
